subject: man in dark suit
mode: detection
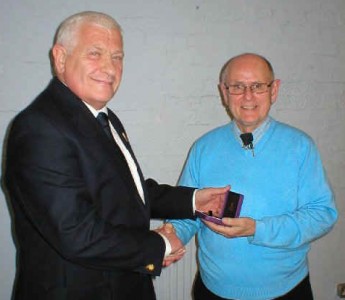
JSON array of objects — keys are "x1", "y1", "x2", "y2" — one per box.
[{"x1": 3, "y1": 11, "x2": 228, "y2": 300}]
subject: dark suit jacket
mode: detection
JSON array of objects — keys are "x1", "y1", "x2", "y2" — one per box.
[{"x1": 4, "y1": 77, "x2": 195, "y2": 300}]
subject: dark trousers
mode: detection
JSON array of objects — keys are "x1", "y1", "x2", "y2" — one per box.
[
  {"x1": 14, "y1": 271, "x2": 156, "y2": 300},
  {"x1": 193, "y1": 272, "x2": 313, "y2": 300}
]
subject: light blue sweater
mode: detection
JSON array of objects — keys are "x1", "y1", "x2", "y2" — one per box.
[{"x1": 169, "y1": 118, "x2": 337, "y2": 300}]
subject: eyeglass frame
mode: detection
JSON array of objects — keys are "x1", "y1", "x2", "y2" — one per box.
[{"x1": 223, "y1": 80, "x2": 275, "y2": 95}]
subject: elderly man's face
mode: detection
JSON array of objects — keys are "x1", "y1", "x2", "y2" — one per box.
[
  {"x1": 221, "y1": 55, "x2": 280, "y2": 133},
  {"x1": 53, "y1": 23, "x2": 124, "y2": 109}
]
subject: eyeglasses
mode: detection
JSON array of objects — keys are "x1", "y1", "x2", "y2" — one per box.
[{"x1": 224, "y1": 81, "x2": 274, "y2": 95}]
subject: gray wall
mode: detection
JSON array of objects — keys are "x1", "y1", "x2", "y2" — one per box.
[{"x1": 1, "y1": 1, "x2": 344, "y2": 299}]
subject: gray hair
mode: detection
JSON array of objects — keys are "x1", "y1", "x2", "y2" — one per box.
[
  {"x1": 53, "y1": 11, "x2": 122, "y2": 52},
  {"x1": 219, "y1": 53, "x2": 275, "y2": 83}
]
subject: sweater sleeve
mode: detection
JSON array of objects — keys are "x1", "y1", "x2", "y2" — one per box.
[
  {"x1": 249, "y1": 138, "x2": 338, "y2": 249},
  {"x1": 167, "y1": 145, "x2": 201, "y2": 245}
]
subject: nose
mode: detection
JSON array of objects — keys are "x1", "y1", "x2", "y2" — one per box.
[
  {"x1": 101, "y1": 55, "x2": 117, "y2": 78},
  {"x1": 243, "y1": 86, "x2": 254, "y2": 100}
]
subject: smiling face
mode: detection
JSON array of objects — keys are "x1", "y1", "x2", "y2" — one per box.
[
  {"x1": 220, "y1": 54, "x2": 280, "y2": 133},
  {"x1": 52, "y1": 22, "x2": 124, "y2": 109}
]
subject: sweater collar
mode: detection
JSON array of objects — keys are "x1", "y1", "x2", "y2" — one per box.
[{"x1": 232, "y1": 116, "x2": 272, "y2": 147}]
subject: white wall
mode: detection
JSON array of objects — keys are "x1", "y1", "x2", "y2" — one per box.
[{"x1": 1, "y1": 1, "x2": 344, "y2": 299}]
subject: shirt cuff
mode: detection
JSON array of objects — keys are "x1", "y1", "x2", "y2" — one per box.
[
  {"x1": 158, "y1": 232, "x2": 172, "y2": 257},
  {"x1": 192, "y1": 189, "x2": 197, "y2": 213}
]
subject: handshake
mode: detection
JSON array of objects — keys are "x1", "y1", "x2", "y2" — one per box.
[
  {"x1": 154, "y1": 217, "x2": 256, "y2": 268},
  {"x1": 154, "y1": 223, "x2": 186, "y2": 267}
]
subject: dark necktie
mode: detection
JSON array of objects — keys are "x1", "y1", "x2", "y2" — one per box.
[
  {"x1": 96, "y1": 112, "x2": 113, "y2": 141},
  {"x1": 96, "y1": 111, "x2": 146, "y2": 201}
]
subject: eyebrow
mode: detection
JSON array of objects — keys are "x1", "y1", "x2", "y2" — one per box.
[
  {"x1": 228, "y1": 81, "x2": 264, "y2": 84},
  {"x1": 87, "y1": 45, "x2": 124, "y2": 54}
]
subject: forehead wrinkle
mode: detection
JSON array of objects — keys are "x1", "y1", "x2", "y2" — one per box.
[{"x1": 82, "y1": 26, "x2": 123, "y2": 55}]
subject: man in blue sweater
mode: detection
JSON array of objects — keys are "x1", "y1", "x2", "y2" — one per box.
[{"x1": 167, "y1": 53, "x2": 338, "y2": 299}]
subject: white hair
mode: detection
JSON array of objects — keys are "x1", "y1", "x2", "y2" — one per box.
[{"x1": 53, "y1": 11, "x2": 122, "y2": 52}]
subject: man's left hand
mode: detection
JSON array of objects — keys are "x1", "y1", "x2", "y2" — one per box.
[{"x1": 204, "y1": 217, "x2": 256, "y2": 238}]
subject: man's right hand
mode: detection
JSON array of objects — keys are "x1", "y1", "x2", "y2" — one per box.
[{"x1": 154, "y1": 223, "x2": 186, "y2": 267}]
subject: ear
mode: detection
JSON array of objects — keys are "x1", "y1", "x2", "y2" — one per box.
[
  {"x1": 270, "y1": 79, "x2": 281, "y2": 104},
  {"x1": 219, "y1": 83, "x2": 230, "y2": 107},
  {"x1": 51, "y1": 44, "x2": 67, "y2": 75}
]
